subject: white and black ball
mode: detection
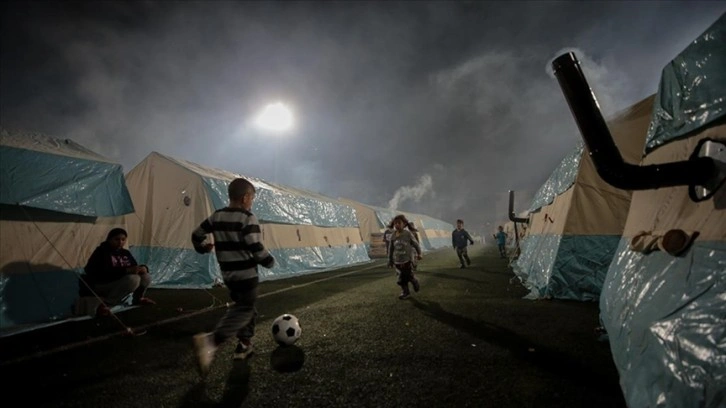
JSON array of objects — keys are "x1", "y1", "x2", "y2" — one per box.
[{"x1": 271, "y1": 314, "x2": 301, "y2": 346}]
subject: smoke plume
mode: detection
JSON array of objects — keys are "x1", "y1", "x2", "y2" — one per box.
[{"x1": 388, "y1": 174, "x2": 433, "y2": 210}]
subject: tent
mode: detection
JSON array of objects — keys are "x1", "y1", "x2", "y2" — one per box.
[
  {"x1": 339, "y1": 198, "x2": 454, "y2": 258},
  {"x1": 124, "y1": 152, "x2": 371, "y2": 288},
  {"x1": 0, "y1": 128, "x2": 134, "y2": 335},
  {"x1": 512, "y1": 94, "x2": 654, "y2": 301},
  {"x1": 598, "y1": 15, "x2": 725, "y2": 408}
]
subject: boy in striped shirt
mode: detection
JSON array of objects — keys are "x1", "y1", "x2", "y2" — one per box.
[{"x1": 191, "y1": 178, "x2": 275, "y2": 377}]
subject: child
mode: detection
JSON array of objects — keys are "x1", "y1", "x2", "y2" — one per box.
[
  {"x1": 81, "y1": 228, "x2": 155, "y2": 317},
  {"x1": 191, "y1": 178, "x2": 275, "y2": 377},
  {"x1": 451, "y1": 219, "x2": 474, "y2": 268},
  {"x1": 388, "y1": 215, "x2": 422, "y2": 299},
  {"x1": 493, "y1": 226, "x2": 508, "y2": 258}
]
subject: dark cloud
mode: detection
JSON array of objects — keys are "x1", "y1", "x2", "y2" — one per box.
[{"x1": 2, "y1": 1, "x2": 724, "y2": 234}]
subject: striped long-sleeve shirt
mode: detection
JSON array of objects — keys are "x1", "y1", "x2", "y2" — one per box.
[{"x1": 191, "y1": 207, "x2": 275, "y2": 282}]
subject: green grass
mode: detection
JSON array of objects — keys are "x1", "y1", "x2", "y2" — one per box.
[{"x1": 0, "y1": 245, "x2": 625, "y2": 408}]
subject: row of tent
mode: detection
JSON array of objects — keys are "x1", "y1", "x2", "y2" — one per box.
[
  {"x1": 0, "y1": 133, "x2": 454, "y2": 336},
  {"x1": 502, "y1": 15, "x2": 725, "y2": 408}
]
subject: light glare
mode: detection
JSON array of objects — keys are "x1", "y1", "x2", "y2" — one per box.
[{"x1": 255, "y1": 102, "x2": 294, "y2": 132}]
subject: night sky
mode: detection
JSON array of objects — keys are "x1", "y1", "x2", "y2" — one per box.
[{"x1": 2, "y1": 1, "x2": 724, "y2": 233}]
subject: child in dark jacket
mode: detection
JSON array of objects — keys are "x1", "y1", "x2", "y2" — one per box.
[
  {"x1": 82, "y1": 228, "x2": 155, "y2": 316},
  {"x1": 452, "y1": 219, "x2": 475, "y2": 268}
]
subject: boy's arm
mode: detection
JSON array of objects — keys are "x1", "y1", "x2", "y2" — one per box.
[
  {"x1": 466, "y1": 230, "x2": 474, "y2": 244},
  {"x1": 452, "y1": 231, "x2": 456, "y2": 248},
  {"x1": 243, "y1": 214, "x2": 275, "y2": 269},
  {"x1": 191, "y1": 217, "x2": 214, "y2": 254}
]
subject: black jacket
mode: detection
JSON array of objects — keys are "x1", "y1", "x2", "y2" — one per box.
[{"x1": 82, "y1": 242, "x2": 138, "y2": 287}]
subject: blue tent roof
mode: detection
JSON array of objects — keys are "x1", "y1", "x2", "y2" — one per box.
[{"x1": 0, "y1": 128, "x2": 134, "y2": 216}]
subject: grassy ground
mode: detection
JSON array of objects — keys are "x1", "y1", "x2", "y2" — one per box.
[{"x1": 0, "y1": 245, "x2": 626, "y2": 408}]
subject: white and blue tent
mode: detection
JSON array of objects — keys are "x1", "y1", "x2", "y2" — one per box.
[
  {"x1": 0, "y1": 128, "x2": 134, "y2": 335},
  {"x1": 598, "y1": 15, "x2": 726, "y2": 408},
  {"x1": 124, "y1": 152, "x2": 371, "y2": 288},
  {"x1": 339, "y1": 198, "x2": 454, "y2": 256},
  {"x1": 512, "y1": 94, "x2": 654, "y2": 301}
]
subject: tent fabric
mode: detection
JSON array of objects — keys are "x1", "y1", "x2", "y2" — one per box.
[
  {"x1": 338, "y1": 198, "x2": 382, "y2": 248},
  {"x1": 515, "y1": 234, "x2": 620, "y2": 300},
  {"x1": 513, "y1": 95, "x2": 654, "y2": 301},
  {"x1": 124, "y1": 152, "x2": 371, "y2": 288},
  {"x1": 645, "y1": 14, "x2": 726, "y2": 154},
  {"x1": 600, "y1": 124, "x2": 726, "y2": 408},
  {"x1": 0, "y1": 129, "x2": 134, "y2": 334},
  {"x1": 0, "y1": 129, "x2": 134, "y2": 217},
  {"x1": 339, "y1": 198, "x2": 454, "y2": 254},
  {"x1": 205, "y1": 178, "x2": 359, "y2": 227},
  {"x1": 527, "y1": 143, "x2": 583, "y2": 211},
  {"x1": 150, "y1": 154, "x2": 359, "y2": 227}
]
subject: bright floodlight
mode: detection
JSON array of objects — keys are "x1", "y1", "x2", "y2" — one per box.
[{"x1": 255, "y1": 102, "x2": 293, "y2": 132}]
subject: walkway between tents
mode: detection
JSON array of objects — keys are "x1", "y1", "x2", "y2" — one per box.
[{"x1": 0, "y1": 245, "x2": 625, "y2": 408}]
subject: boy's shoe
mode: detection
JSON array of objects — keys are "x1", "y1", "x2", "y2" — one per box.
[
  {"x1": 193, "y1": 333, "x2": 217, "y2": 377},
  {"x1": 233, "y1": 339, "x2": 254, "y2": 360},
  {"x1": 398, "y1": 292, "x2": 410, "y2": 300},
  {"x1": 459, "y1": 264, "x2": 466, "y2": 269},
  {"x1": 411, "y1": 278, "x2": 420, "y2": 293},
  {"x1": 466, "y1": 259, "x2": 471, "y2": 266}
]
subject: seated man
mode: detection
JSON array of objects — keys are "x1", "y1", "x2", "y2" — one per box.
[{"x1": 78, "y1": 228, "x2": 155, "y2": 317}]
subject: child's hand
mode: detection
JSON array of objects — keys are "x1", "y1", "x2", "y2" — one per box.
[
  {"x1": 127, "y1": 266, "x2": 142, "y2": 274},
  {"x1": 416, "y1": 254, "x2": 422, "y2": 260},
  {"x1": 203, "y1": 243, "x2": 214, "y2": 252}
]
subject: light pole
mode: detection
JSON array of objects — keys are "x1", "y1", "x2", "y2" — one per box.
[{"x1": 254, "y1": 102, "x2": 294, "y2": 183}]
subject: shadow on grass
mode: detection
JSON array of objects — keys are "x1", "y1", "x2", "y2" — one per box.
[
  {"x1": 178, "y1": 382, "x2": 215, "y2": 408},
  {"x1": 410, "y1": 298, "x2": 623, "y2": 395},
  {"x1": 270, "y1": 344, "x2": 305, "y2": 372},
  {"x1": 178, "y1": 360, "x2": 251, "y2": 408},
  {"x1": 220, "y1": 360, "x2": 252, "y2": 408},
  {"x1": 421, "y1": 271, "x2": 485, "y2": 285}
]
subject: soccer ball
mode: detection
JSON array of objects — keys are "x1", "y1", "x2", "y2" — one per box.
[{"x1": 271, "y1": 314, "x2": 301, "y2": 346}]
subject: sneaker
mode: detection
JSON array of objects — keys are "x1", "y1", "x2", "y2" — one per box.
[
  {"x1": 398, "y1": 292, "x2": 410, "y2": 300},
  {"x1": 466, "y1": 259, "x2": 471, "y2": 266},
  {"x1": 233, "y1": 339, "x2": 254, "y2": 360},
  {"x1": 459, "y1": 265, "x2": 466, "y2": 269},
  {"x1": 96, "y1": 304, "x2": 111, "y2": 317},
  {"x1": 193, "y1": 333, "x2": 217, "y2": 377},
  {"x1": 411, "y1": 278, "x2": 420, "y2": 293}
]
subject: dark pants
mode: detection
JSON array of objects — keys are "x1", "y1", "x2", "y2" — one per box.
[
  {"x1": 497, "y1": 244, "x2": 506, "y2": 257},
  {"x1": 395, "y1": 262, "x2": 415, "y2": 294},
  {"x1": 214, "y1": 277, "x2": 258, "y2": 345},
  {"x1": 91, "y1": 273, "x2": 151, "y2": 305},
  {"x1": 456, "y1": 247, "x2": 471, "y2": 266}
]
